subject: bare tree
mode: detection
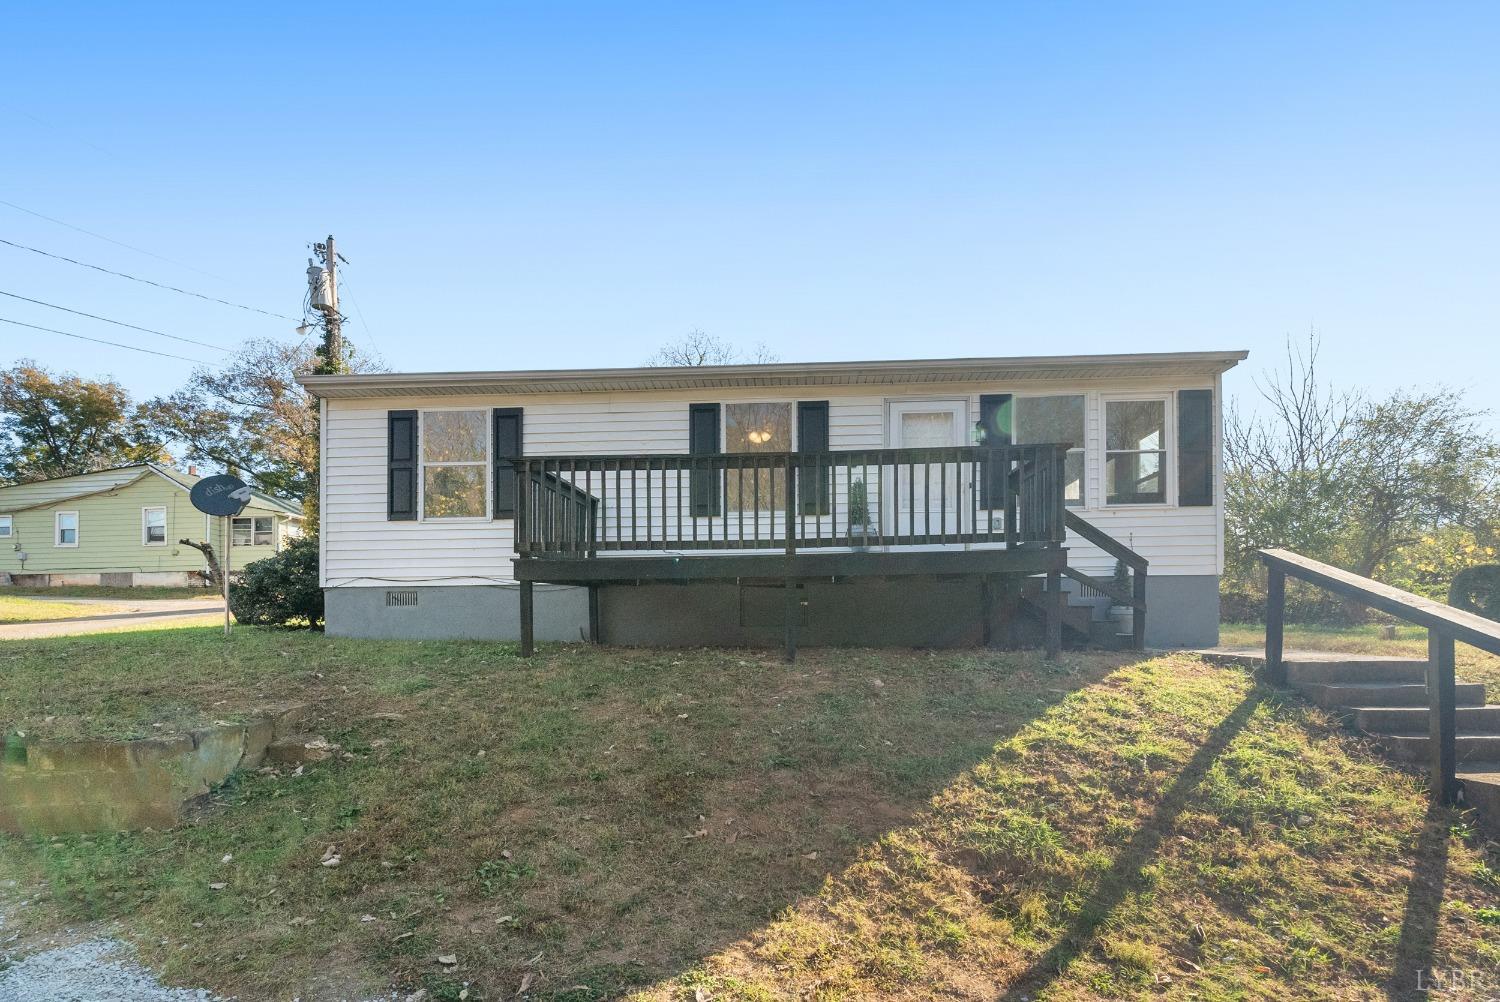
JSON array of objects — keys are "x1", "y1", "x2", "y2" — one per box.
[{"x1": 647, "y1": 330, "x2": 779, "y2": 367}]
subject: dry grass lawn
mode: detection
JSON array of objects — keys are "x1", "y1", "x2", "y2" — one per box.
[
  {"x1": 0, "y1": 595, "x2": 123, "y2": 624},
  {"x1": 0, "y1": 627, "x2": 1497, "y2": 1000}
]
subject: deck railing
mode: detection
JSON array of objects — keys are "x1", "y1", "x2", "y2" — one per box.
[{"x1": 513, "y1": 444, "x2": 1070, "y2": 557}]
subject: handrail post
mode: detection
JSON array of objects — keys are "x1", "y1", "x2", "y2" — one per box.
[
  {"x1": 513, "y1": 458, "x2": 529, "y2": 554},
  {"x1": 1265, "y1": 565, "x2": 1286, "y2": 686},
  {"x1": 1132, "y1": 564, "x2": 1147, "y2": 651},
  {"x1": 1429, "y1": 630, "x2": 1459, "y2": 805}
]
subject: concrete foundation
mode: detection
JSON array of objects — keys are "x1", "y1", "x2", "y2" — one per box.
[
  {"x1": 323, "y1": 574, "x2": 1220, "y2": 649},
  {"x1": 324, "y1": 583, "x2": 591, "y2": 642},
  {"x1": 6, "y1": 571, "x2": 205, "y2": 588}
]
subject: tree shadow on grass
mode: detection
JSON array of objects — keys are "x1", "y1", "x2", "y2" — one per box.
[{"x1": 1001, "y1": 688, "x2": 1266, "y2": 999}]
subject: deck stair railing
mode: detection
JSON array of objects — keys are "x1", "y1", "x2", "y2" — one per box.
[
  {"x1": 513, "y1": 444, "x2": 1070, "y2": 557},
  {"x1": 1260, "y1": 547, "x2": 1500, "y2": 804}
]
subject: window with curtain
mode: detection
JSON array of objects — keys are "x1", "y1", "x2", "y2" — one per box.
[
  {"x1": 421, "y1": 410, "x2": 488, "y2": 518},
  {"x1": 1013, "y1": 395, "x2": 1086, "y2": 506},
  {"x1": 725, "y1": 402, "x2": 792, "y2": 511},
  {"x1": 232, "y1": 516, "x2": 274, "y2": 546},
  {"x1": 1105, "y1": 399, "x2": 1167, "y2": 504}
]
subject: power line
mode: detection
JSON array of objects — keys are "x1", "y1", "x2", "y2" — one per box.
[
  {"x1": 0, "y1": 236, "x2": 295, "y2": 320},
  {"x1": 336, "y1": 269, "x2": 381, "y2": 356},
  {"x1": 0, "y1": 315, "x2": 212, "y2": 364},
  {"x1": 0, "y1": 198, "x2": 235, "y2": 283},
  {"x1": 0, "y1": 289, "x2": 229, "y2": 353},
  {"x1": 0, "y1": 236, "x2": 296, "y2": 320}
]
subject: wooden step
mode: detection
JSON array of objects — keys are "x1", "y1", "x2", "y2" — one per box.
[
  {"x1": 1283, "y1": 656, "x2": 1428, "y2": 686},
  {"x1": 1373, "y1": 734, "x2": 1500, "y2": 764},
  {"x1": 1355, "y1": 705, "x2": 1500, "y2": 735},
  {"x1": 1297, "y1": 680, "x2": 1486, "y2": 709}
]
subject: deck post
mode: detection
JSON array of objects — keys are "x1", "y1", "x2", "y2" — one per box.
[
  {"x1": 980, "y1": 575, "x2": 997, "y2": 648},
  {"x1": 1044, "y1": 567, "x2": 1062, "y2": 660},
  {"x1": 783, "y1": 578, "x2": 801, "y2": 663},
  {"x1": 519, "y1": 579, "x2": 535, "y2": 657},
  {"x1": 587, "y1": 583, "x2": 601, "y2": 644},
  {"x1": 1264, "y1": 566, "x2": 1285, "y2": 686},
  {"x1": 1428, "y1": 630, "x2": 1459, "y2": 805}
]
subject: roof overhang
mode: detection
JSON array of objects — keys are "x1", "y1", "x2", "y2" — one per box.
[{"x1": 297, "y1": 350, "x2": 1249, "y2": 399}]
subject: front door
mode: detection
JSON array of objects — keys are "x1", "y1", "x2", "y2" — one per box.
[{"x1": 886, "y1": 399, "x2": 969, "y2": 539}]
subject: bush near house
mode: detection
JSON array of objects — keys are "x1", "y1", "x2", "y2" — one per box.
[{"x1": 227, "y1": 535, "x2": 322, "y2": 627}]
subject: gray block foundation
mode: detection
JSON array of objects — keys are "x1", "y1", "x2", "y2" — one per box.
[
  {"x1": 324, "y1": 584, "x2": 590, "y2": 642},
  {"x1": 323, "y1": 574, "x2": 1220, "y2": 649}
]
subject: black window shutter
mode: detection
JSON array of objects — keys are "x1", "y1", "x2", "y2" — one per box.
[
  {"x1": 492, "y1": 408, "x2": 523, "y2": 518},
  {"x1": 1178, "y1": 389, "x2": 1214, "y2": 506},
  {"x1": 387, "y1": 410, "x2": 418, "y2": 521},
  {"x1": 797, "y1": 400, "x2": 830, "y2": 515},
  {"x1": 689, "y1": 403, "x2": 720, "y2": 516},
  {"x1": 977, "y1": 393, "x2": 1012, "y2": 509}
]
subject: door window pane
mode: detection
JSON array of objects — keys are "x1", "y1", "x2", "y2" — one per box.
[
  {"x1": 1106, "y1": 399, "x2": 1167, "y2": 504},
  {"x1": 1015, "y1": 395, "x2": 1086, "y2": 506},
  {"x1": 899, "y1": 411, "x2": 956, "y2": 448},
  {"x1": 725, "y1": 403, "x2": 792, "y2": 511}
]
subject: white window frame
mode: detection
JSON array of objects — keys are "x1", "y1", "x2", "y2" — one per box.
[
  {"x1": 0, "y1": 515, "x2": 11, "y2": 538},
  {"x1": 55, "y1": 510, "x2": 80, "y2": 548},
  {"x1": 142, "y1": 506, "x2": 167, "y2": 546},
  {"x1": 1101, "y1": 393, "x2": 1174, "y2": 508},
  {"x1": 418, "y1": 407, "x2": 490, "y2": 522},
  {"x1": 1012, "y1": 393, "x2": 1088, "y2": 508},
  {"x1": 722, "y1": 400, "x2": 797, "y2": 514},
  {"x1": 231, "y1": 515, "x2": 275, "y2": 546}
]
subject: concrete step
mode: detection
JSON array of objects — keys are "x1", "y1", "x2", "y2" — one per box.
[
  {"x1": 1284, "y1": 656, "x2": 1429, "y2": 686},
  {"x1": 1297, "y1": 680, "x2": 1487, "y2": 710},
  {"x1": 1458, "y1": 763, "x2": 1500, "y2": 816},
  {"x1": 1355, "y1": 705, "x2": 1500, "y2": 735},
  {"x1": 1373, "y1": 734, "x2": 1500, "y2": 764}
]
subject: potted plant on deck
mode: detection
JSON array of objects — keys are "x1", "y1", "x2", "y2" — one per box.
[{"x1": 848, "y1": 478, "x2": 877, "y2": 549}]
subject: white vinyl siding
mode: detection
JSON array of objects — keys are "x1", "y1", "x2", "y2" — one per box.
[{"x1": 322, "y1": 375, "x2": 1222, "y2": 589}]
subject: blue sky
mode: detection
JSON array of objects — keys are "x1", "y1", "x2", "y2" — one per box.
[{"x1": 2, "y1": 2, "x2": 1496, "y2": 424}]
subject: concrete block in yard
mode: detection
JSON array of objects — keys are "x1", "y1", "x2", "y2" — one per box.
[{"x1": 265, "y1": 734, "x2": 340, "y2": 765}]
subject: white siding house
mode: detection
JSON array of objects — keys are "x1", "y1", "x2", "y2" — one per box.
[{"x1": 301, "y1": 350, "x2": 1244, "y2": 649}]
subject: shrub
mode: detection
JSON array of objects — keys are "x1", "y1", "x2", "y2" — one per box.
[
  {"x1": 229, "y1": 535, "x2": 323, "y2": 628},
  {"x1": 1450, "y1": 564, "x2": 1500, "y2": 622}
]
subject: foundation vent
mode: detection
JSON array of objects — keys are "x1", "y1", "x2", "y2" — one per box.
[{"x1": 385, "y1": 589, "x2": 419, "y2": 608}]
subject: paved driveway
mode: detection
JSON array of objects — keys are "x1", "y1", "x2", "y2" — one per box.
[{"x1": 0, "y1": 597, "x2": 226, "y2": 640}]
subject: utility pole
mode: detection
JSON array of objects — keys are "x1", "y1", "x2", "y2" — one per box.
[{"x1": 309, "y1": 234, "x2": 344, "y2": 375}]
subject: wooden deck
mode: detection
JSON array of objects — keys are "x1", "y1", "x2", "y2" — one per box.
[{"x1": 510, "y1": 445, "x2": 1141, "y2": 660}]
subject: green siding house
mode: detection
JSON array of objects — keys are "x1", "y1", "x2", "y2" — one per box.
[{"x1": 0, "y1": 465, "x2": 303, "y2": 587}]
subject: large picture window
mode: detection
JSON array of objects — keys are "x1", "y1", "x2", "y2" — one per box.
[
  {"x1": 725, "y1": 402, "x2": 792, "y2": 511},
  {"x1": 1013, "y1": 395, "x2": 1085, "y2": 506},
  {"x1": 1105, "y1": 399, "x2": 1167, "y2": 505},
  {"x1": 231, "y1": 516, "x2": 274, "y2": 546},
  {"x1": 422, "y1": 410, "x2": 488, "y2": 519}
]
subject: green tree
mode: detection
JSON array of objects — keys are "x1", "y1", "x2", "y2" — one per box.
[
  {"x1": 1226, "y1": 334, "x2": 1500, "y2": 617},
  {"x1": 0, "y1": 360, "x2": 166, "y2": 483},
  {"x1": 141, "y1": 338, "x2": 381, "y2": 526}
]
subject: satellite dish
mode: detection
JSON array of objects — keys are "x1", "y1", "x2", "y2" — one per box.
[{"x1": 190, "y1": 474, "x2": 253, "y2": 517}]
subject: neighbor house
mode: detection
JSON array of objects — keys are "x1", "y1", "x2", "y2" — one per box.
[
  {"x1": 299, "y1": 350, "x2": 1245, "y2": 652},
  {"x1": 0, "y1": 464, "x2": 303, "y2": 588}
]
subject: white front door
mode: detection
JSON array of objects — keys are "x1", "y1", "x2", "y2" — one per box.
[{"x1": 886, "y1": 399, "x2": 969, "y2": 538}]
